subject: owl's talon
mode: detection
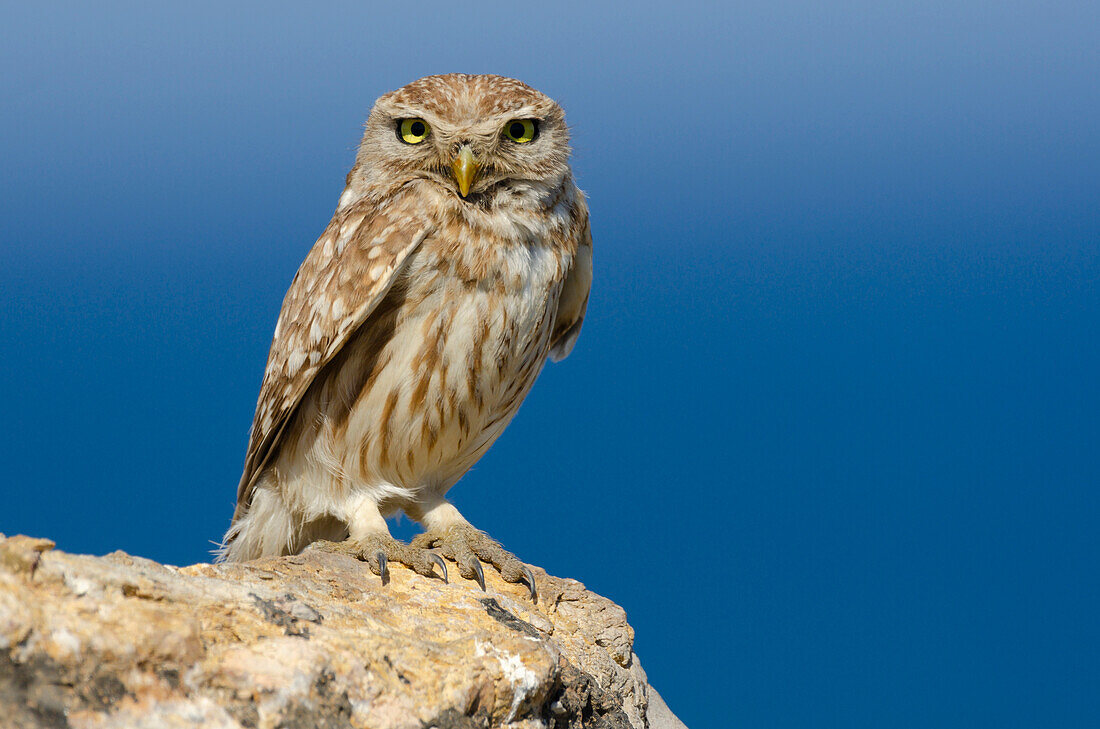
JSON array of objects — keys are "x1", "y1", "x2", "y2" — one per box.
[
  {"x1": 471, "y1": 559, "x2": 486, "y2": 591},
  {"x1": 415, "y1": 524, "x2": 538, "y2": 601},
  {"x1": 376, "y1": 551, "x2": 389, "y2": 585},
  {"x1": 430, "y1": 553, "x2": 448, "y2": 583},
  {"x1": 311, "y1": 535, "x2": 447, "y2": 587},
  {"x1": 521, "y1": 565, "x2": 538, "y2": 603}
]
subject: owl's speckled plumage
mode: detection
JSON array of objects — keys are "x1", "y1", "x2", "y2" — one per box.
[{"x1": 218, "y1": 75, "x2": 591, "y2": 591}]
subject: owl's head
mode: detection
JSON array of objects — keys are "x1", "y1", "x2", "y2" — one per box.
[{"x1": 345, "y1": 74, "x2": 572, "y2": 208}]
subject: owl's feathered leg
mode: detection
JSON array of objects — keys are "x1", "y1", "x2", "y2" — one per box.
[
  {"x1": 307, "y1": 494, "x2": 447, "y2": 585},
  {"x1": 409, "y1": 501, "x2": 539, "y2": 603}
]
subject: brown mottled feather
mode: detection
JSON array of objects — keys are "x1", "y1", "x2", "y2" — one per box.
[
  {"x1": 234, "y1": 192, "x2": 433, "y2": 517},
  {"x1": 548, "y1": 217, "x2": 592, "y2": 361}
]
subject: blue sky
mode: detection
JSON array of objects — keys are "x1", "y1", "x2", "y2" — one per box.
[{"x1": 2, "y1": 2, "x2": 1098, "y2": 726}]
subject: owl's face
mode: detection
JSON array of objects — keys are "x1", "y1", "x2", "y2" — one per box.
[{"x1": 348, "y1": 74, "x2": 572, "y2": 208}]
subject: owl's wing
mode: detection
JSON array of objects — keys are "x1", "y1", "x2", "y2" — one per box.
[
  {"x1": 234, "y1": 195, "x2": 433, "y2": 518},
  {"x1": 548, "y1": 212, "x2": 592, "y2": 362}
]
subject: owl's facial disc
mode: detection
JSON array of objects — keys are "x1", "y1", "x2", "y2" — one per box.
[
  {"x1": 348, "y1": 76, "x2": 571, "y2": 208},
  {"x1": 451, "y1": 145, "x2": 479, "y2": 198}
]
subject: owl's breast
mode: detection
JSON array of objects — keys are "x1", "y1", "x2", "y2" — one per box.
[{"x1": 332, "y1": 228, "x2": 571, "y2": 491}]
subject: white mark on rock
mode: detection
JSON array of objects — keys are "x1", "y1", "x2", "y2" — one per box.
[
  {"x1": 474, "y1": 640, "x2": 539, "y2": 721},
  {"x1": 51, "y1": 628, "x2": 82, "y2": 660}
]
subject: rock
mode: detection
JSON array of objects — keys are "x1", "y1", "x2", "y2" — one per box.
[{"x1": 0, "y1": 534, "x2": 686, "y2": 728}]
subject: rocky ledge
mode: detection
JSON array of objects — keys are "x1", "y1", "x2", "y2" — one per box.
[{"x1": 0, "y1": 534, "x2": 685, "y2": 729}]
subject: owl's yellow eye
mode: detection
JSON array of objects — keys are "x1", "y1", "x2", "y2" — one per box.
[
  {"x1": 398, "y1": 118, "x2": 430, "y2": 144},
  {"x1": 504, "y1": 119, "x2": 538, "y2": 143}
]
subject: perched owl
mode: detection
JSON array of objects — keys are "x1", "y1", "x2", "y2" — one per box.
[{"x1": 217, "y1": 74, "x2": 591, "y2": 602}]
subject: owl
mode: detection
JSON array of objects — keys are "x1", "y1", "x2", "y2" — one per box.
[{"x1": 217, "y1": 74, "x2": 591, "y2": 602}]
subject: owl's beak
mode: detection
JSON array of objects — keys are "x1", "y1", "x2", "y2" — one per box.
[{"x1": 451, "y1": 145, "x2": 480, "y2": 198}]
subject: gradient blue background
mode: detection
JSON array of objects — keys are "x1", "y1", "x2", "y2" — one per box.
[{"x1": 2, "y1": 2, "x2": 1098, "y2": 726}]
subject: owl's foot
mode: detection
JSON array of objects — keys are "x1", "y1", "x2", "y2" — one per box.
[
  {"x1": 307, "y1": 535, "x2": 447, "y2": 586},
  {"x1": 411, "y1": 525, "x2": 538, "y2": 603}
]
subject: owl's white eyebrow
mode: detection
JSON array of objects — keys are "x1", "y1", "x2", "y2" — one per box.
[
  {"x1": 385, "y1": 107, "x2": 429, "y2": 119},
  {"x1": 500, "y1": 105, "x2": 542, "y2": 120}
]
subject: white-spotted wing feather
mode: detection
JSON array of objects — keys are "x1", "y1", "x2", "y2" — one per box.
[{"x1": 235, "y1": 193, "x2": 432, "y2": 516}]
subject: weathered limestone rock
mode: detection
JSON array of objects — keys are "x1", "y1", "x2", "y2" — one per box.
[{"x1": 0, "y1": 534, "x2": 686, "y2": 729}]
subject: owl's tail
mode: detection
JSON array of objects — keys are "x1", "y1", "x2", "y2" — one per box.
[
  {"x1": 214, "y1": 484, "x2": 348, "y2": 563},
  {"x1": 213, "y1": 486, "x2": 297, "y2": 562}
]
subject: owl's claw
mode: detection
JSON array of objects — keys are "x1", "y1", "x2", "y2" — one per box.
[
  {"x1": 376, "y1": 550, "x2": 389, "y2": 585},
  {"x1": 412, "y1": 525, "x2": 538, "y2": 601},
  {"x1": 430, "y1": 553, "x2": 448, "y2": 584},
  {"x1": 471, "y1": 559, "x2": 486, "y2": 591},
  {"x1": 521, "y1": 564, "x2": 538, "y2": 604},
  {"x1": 306, "y1": 536, "x2": 445, "y2": 585}
]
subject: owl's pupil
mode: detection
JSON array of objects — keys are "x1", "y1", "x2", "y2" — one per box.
[
  {"x1": 510, "y1": 123, "x2": 524, "y2": 138},
  {"x1": 411, "y1": 121, "x2": 425, "y2": 137}
]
